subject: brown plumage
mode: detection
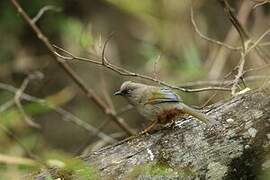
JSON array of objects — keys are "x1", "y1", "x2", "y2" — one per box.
[
  {"x1": 157, "y1": 108, "x2": 185, "y2": 124},
  {"x1": 114, "y1": 81, "x2": 215, "y2": 133}
]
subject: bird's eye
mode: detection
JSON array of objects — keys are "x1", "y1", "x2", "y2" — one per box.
[
  {"x1": 127, "y1": 89, "x2": 131, "y2": 94},
  {"x1": 122, "y1": 89, "x2": 131, "y2": 95}
]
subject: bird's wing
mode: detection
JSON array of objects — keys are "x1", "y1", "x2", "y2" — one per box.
[{"x1": 145, "y1": 87, "x2": 182, "y2": 105}]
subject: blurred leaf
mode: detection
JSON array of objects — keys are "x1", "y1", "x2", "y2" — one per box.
[
  {"x1": 139, "y1": 42, "x2": 158, "y2": 61},
  {"x1": 0, "y1": 154, "x2": 37, "y2": 166},
  {"x1": 0, "y1": 2, "x2": 24, "y2": 34},
  {"x1": 0, "y1": 87, "x2": 75, "y2": 130},
  {"x1": 106, "y1": 0, "x2": 155, "y2": 17},
  {"x1": 60, "y1": 18, "x2": 93, "y2": 49},
  {"x1": 182, "y1": 42, "x2": 202, "y2": 76},
  {"x1": 44, "y1": 151, "x2": 100, "y2": 180},
  {"x1": 0, "y1": 92, "x2": 13, "y2": 103}
]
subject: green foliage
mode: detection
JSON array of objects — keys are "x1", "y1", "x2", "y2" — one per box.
[
  {"x1": 0, "y1": 2, "x2": 23, "y2": 34},
  {"x1": 60, "y1": 18, "x2": 94, "y2": 49},
  {"x1": 0, "y1": 160, "x2": 40, "y2": 180},
  {"x1": 182, "y1": 42, "x2": 203, "y2": 77},
  {"x1": 128, "y1": 162, "x2": 196, "y2": 179},
  {"x1": 44, "y1": 151, "x2": 100, "y2": 180},
  {"x1": 106, "y1": 0, "x2": 155, "y2": 18},
  {"x1": 0, "y1": 101, "x2": 50, "y2": 128},
  {"x1": 128, "y1": 163, "x2": 173, "y2": 178},
  {"x1": 258, "y1": 153, "x2": 270, "y2": 180}
]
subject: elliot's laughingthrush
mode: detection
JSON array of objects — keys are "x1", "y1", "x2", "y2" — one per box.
[{"x1": 114, "y1": 81, "x2": 214, "y2": 128}]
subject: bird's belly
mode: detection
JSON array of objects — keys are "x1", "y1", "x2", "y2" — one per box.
[
  {"x1": 136, "y1": 103, "x2": 183, "y2": 122},
  {"x1": 137, "y1": 104, "x2": 157, "y2": 120}
]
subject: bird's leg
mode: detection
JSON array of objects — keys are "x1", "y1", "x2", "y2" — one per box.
[{"x1": 139, "y1": 119, "x2": 158, "y2": 135}]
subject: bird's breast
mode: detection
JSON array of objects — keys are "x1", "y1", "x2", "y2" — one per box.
[{"x1": 136, "y1": 104, "x2": 157, "y2": 120}]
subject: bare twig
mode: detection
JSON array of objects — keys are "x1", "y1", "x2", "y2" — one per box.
[
  {"x1": 219, "y1": 2, "x2": 270, "y2": 94},
  {"x1": 191, "y1": 4, "x2": 270, "y2": 50},
  {"x1": 14, "y1": 76, "x2": 40, "y2": 129},
  {"x1": 243, "y1": 64, "x2": 270, "y2": 76},
  {"x1": 0, "y1": 124, "x2": 46, "y2": 166},
  {"x1": 101, "y1": 33, "x2": 114, "y2": 65},
  {"x1": 218, "y1": 0, "x2": 252, "y2": 95},
  {"x1": 208, "y1": 1, "x2": 252, "y2": 80},
  {"x1": 251, "y1": 0, "x2": 270, "y2": 8},
  {"x1": 0, "y1": 154, "x2": 37, "y2": 166},
  {"x1": 219, "y1": 0, "x2": 251, "y2": 50},
  {"x1": 246, "y1": 28, "x2": 270, "y2": 53},
  {"x1": 259, "y1": 41, "x2": 270, "y2": 46},
  {"x1": 99, "y1": 35, "x2": 117, "y2": 110},
  {"x1": 153, "y1": 55, "x2": 161, "y2": 81},
  {"x1": 255, "y1": 46, "x2": 270, "y2": 62},
  {"x1": 53, "y1": 45, "x2": 231, "y2": 92},
  {"x1": 190, "y1": 1, "x2": 269, "y2": 104},
  {"x1": 179, "y1": 75, "x2": 268, "y2": 88},
  {"x1": 0, "y1": 99, "x2": 15, "y2": 113},
  {"x1": 9, "y1": 0, "x2": 134, "y2": 136},
  {"x1": 32, "y1": 5, "x2": 61, "y2": 24},
  {"x1": 0, "y1": 82, "x2": 117, "y2": 143},
  {"x1": 231, "y1": 52, "x2": 247, "y2": 95},
  {"x1": 55, "y1": 107, "x2": 117, "y2": 143},
  {"x1": 254, "y1": 46, "x2": 270, "y2": 64},
  {"x1": 190, "y1": 5, "x2": 239, "y2": 51}
]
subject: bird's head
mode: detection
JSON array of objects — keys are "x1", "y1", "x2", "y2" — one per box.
[{"x1": 114, "y1": 81, "x2": 146, "y2": 105}]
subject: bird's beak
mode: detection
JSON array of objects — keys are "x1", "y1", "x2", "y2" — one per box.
[{"x1": 113, "y1": 90, "x2": 122, "y2": 96}]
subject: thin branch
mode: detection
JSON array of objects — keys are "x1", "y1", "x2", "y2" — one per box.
[
  {"x1": 218, "y1": 0, "x2": 251, "y2": 51},
  {"x1": 259, "y1": 42, "x2": 270, "y2": 47},
  {"x1": 53, "y1": 45, "x2": 231, "y2": 93},
  {"x1": 0, "y1": 124, "x2": 46, "y2": 167},
  {"x1": 254, "y1": 46, "x2": 270, "y2": 64},
  {"x1": 247, "y1": 28, "x2": 270, "y2": 53},
  {"x1": 32, "y1": 5, "x2": 61, "y2": 24},
  {"x1": 54, "y1": 106, "x2": 117, "y2": 143},
  {"x1": 153, "y1": 55, "x2": 161, "y2": 81},
  {"x1": 191, "y1": 4, "x2": 270, "y2": 51},
  {"x1": 190, "y1": 5, "x2": 240, "y2": 51},
  {"x1": 243, "y1": 64, "x2": 270, "y2": 76},
  {"x1": 179, "y1": 75, "x2": 267, "y2": 88},
  {"x1": 218, "y1": 0, "x2": 252, "y2": 95},
  {"x1": 220, "y1": 6, "x2": 270, "y2": 94},
  {"x1": 231, "y1": 52, "x2": 247, "y2": 95},
  {"x1": 0, "y1": 82, "x2": 117, "y2": 143},
  {"x1": 9, "y1": 0, "x2": 134, "y2": 136},
  {"x1": 0, "y1": 99, "x2": 15, "y2": 113},
  {"x1": 0, "y1": 153, "x2": 37, "y2": 166},
  {"x1": 14, "y1": 77, "x2": 40, "y2": 129},
  {"x1": 99, "y1": 35, "x2": 117, "y2": 110},
  {"x1": 101, "y1": 33, "x2": 114, "y2": 65},
  {"x1": 251, "y1": 0, "x2": 270, "y2": 8},
  {"x1": 255, "y1": 46, "x2": 270, "y2": 61}
]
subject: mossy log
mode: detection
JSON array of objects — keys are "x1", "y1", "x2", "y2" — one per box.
[{"x1": 36, "y1": 86, "x2": 270, "y2": 179}]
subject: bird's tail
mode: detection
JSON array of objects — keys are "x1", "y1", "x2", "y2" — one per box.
[{"x1": 181, "y1": 103, "x2": 211, "y2": 124}]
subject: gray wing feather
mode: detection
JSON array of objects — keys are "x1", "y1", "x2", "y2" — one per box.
[{"x1": 146, "y1": 87, "x2": 182, "y2": 105}]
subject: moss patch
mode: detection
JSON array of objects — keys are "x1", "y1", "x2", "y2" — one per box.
[{"x1": 127, "y1": 162, "x2": 195, "y2": 179}]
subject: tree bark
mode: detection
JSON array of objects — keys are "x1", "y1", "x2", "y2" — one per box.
[{"x1": 36, "y1": 86, "x2": 270, "y2": 179}]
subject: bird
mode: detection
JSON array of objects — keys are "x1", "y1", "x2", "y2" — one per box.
[{"x1": 114, "y1": 81, "x2": 213, "y2": 133}]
